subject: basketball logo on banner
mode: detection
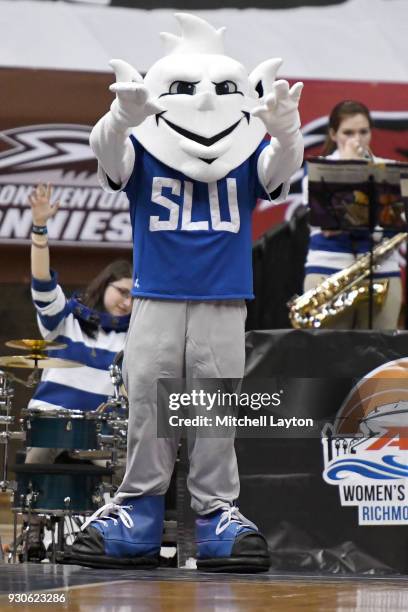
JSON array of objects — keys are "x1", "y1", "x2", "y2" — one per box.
[
  {"x1": 0, "y1": 124, "x2": 131, "y2": 246},
  {"x1": 322, "y1": 358, "x2": 408, "y2": 525}
]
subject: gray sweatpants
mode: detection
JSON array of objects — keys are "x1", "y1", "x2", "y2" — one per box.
[{"x1": 114, "y1": 298, "x2": 247, "y2": 515}]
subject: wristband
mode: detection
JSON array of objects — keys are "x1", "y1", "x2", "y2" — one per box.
[{"x1": 32, "y1": 225, "x2": 48, "y2": 235}]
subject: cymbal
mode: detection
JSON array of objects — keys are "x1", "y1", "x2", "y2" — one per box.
[
  {"x1": 5, "y1": 339, "x2": 67, "y2": 351},
  {"x1": 0, "y1": 354, "x2": 81, "y2": 369}
]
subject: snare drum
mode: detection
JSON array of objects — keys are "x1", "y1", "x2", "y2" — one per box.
[{"x1": 21, "y1": 407, "x2": 105, "y2": 450}]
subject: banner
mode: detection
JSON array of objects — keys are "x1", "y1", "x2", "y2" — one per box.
[
  {"x1": 1, "y1": 68, "x2": 407, "y2": 245},
  {"x1": 0, "y1": 124, "x2": 130, "y2": 247},
  {"x1": 175, "y1": 329, "x2": 408, "y2": 573}
]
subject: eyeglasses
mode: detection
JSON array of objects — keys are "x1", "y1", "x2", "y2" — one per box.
[{"x1": 109, "y1": 284, "x2": 132, "y2": 300}]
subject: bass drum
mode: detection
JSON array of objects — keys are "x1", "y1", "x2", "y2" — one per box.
[{"x1": 12, "y1": 462, "x2": 113, "y2": 513}]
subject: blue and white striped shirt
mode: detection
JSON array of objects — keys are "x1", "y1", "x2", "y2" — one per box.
[{"x1": 28, "y1": 271, "x2": 129, "y2": 413}]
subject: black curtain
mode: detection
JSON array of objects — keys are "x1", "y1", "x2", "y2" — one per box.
[{"x1": 246, "y1": 206, "x2": 309, "y2": 330}]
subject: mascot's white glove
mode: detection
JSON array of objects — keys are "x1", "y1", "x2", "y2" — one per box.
[
  {"x1": 108, "y1": 59, "x2": 162, "y2": 131},
  {"x1": 251, "y1": 79, "x2": 304, "y2": 201},
  {"x1": 90, "y1": 59, "x2": 163, "y2": 187},
  {"x1": 251, "y1": 80, "x2": 303, "y2": 144}
]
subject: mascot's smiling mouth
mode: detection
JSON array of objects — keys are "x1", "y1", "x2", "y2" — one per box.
[{"x1": 156, "y1": 111, "x2": 250, "y2": 149}]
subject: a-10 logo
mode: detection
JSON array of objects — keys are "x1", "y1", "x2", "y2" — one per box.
[
  {"x1": 322, "y1": 356, "x2": 408, "y2": 526},
  {"x1": 149, "y1": 177, "x2": 240, "y2": 233}
]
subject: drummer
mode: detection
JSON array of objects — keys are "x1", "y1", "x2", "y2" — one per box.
[{"x1": 21, "y1": 183, "x2": 132, "y2": 560}]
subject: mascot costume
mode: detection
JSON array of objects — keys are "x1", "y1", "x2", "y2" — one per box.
[{"x1": 68, "y1": 13, "x2": 303, "y2": 572}]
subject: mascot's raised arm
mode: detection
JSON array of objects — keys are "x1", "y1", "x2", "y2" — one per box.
[
  {"x1": 68, "y1": 13, "x2": 304, "y2": 574},
  {"x1": 90, "y1": 12, "x2": 303, "y2": 197}
]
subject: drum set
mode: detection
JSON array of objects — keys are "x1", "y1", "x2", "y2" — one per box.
[{"x1": 0, "y1": 339, "x2": 128, "y2": 563}]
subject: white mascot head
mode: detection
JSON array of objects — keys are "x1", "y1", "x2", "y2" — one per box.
[{"x1": 133, "y1": 13, "x2": 282, "y2": 182}]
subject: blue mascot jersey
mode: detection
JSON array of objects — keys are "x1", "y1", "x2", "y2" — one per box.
[{"x1": 124, "y1": 135, "x2": 269, "y2": 300}]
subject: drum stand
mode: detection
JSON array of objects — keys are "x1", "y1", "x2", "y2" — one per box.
[
  {"x1": 0, "y1": 371, "x2": 19, "y2": 564},
  {"x1": 10, "y1": 496, "x2": 106, "y2": 564},
  {"x1": 1, "y1": 368, "x2": 35, "y2": 493}
]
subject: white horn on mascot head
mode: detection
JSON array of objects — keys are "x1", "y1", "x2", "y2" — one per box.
[
  {"x1": 160, "y1": 13, "x2": 226, "y2": 55},
  {"x1": 249, "y1": 58, "x2": 283, "y2": 100},
  {"x1": 109, "y1": 59, "x2": 144, "y2": 84}
]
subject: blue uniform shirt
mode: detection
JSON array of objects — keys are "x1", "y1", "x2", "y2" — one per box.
[{"x1": 124, "y1": 136, "x2": 269, "y2": 300}]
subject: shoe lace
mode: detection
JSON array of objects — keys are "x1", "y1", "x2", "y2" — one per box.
[
  {"x1": 81, "y1": 503, "x2": 134, "y2": 532},
  {"x1": 215, "y1": 506, "x2": 257, "y2": 536}
]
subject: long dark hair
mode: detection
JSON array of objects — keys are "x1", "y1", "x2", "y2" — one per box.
[
  {"x1": 81, "y1": 259, "x2": 132, "y2": 311},
  {"x1": 321, "y1": 100, "x2": 373, "y2": 156},
  {"x1": 77, "y1": 259, "x2": 132, "y2": 337}
]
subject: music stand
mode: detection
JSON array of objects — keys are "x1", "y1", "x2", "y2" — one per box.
[
  {"x1": 401, "y1": 173, "x2": 408, "y2": 328},
  {"x1": 307, "y1": 158, "x2": 408, "y2": 329}
]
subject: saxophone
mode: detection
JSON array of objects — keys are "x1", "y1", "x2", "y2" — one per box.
[{"x1": 288, "y1": 232, "x2": 407, "y2": 329}]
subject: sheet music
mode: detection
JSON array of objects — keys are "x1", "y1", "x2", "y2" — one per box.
[{"x1": 307, "y1": 158, "x2": 408, "y2": 230}]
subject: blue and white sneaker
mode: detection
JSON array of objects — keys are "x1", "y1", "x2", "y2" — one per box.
[
  {"x1": 196, "y1": 505, "x2": 270, "y2": 572},
  {"x1": 65, "y1": 495, "x2": 164, "y2": 569}
]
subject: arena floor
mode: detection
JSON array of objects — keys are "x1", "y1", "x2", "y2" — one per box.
[
  {"x1": 1, "y1": 563, "x2": 408, "y2": 611},
  {"x1": 2, "y1": 493, "x2": 408, "y2": 611}
]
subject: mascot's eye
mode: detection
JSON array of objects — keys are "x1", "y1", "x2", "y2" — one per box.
[
  {"x1": 169, "y1": 81, "x2": 197, "y2": 95},
  {"x1": 215, "y1": 81, "x2": 238, "y2": 95}
]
